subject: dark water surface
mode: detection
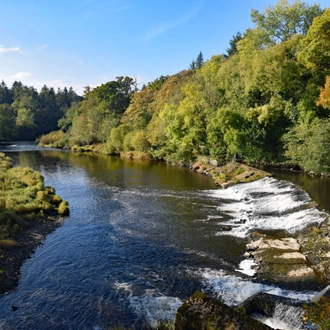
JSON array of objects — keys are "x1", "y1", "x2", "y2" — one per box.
[{"x1": 0, "y1": 142, "x2": 328, "y2": 329}]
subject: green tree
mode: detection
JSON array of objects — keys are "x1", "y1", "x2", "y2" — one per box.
[
  {"x1": 0, "y1": 81, "x2": 12, "y2": 104},
  {"x1": 298, "y1": 8, "x2": 330, "y2": 82},
  {"x1": 225, "y1": 32, "x2": 243, "y2": 57},
  {"x1": 250, "y1": 0, "x2": 323, "y2": 44},
  {"x1": 284, "y1": 118, "x2": 330, "y2": 173},
  {"x1": 0, "y1": 104, "x2": 16, "y2": 140},
  {"x1": 196, "y1": 51, "x2": 204, "y2": 69}
]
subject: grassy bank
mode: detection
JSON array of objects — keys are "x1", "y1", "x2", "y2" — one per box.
[{"x1": 0, "y1": 152, "x2": 69, "y2": 292}]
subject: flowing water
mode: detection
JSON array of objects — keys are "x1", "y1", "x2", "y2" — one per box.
[{"x1": 0, "y1": 142, "x2": 328, "y2": 329}]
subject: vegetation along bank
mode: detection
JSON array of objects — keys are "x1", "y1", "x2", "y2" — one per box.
[
  {"x1": 0, "y1": 0, "x2": 330, "y2": 327},
  {"x1": 0, "y1": 153, "x2": 69, "y2": 294}
]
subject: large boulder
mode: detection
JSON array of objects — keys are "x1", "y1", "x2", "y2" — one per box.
[{"x1": 174, "y1": 291, "x2": 272, "y2": 330}]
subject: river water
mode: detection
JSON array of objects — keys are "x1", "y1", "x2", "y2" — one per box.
[{"x1": 0, "y1": 142, "x2": 328, "y2": 329}]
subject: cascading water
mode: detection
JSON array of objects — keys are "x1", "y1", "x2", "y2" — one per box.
[
  {"x1": 0, "y1": 143, "x2": 328, "y2": 329},
  {"x1": 254, "y1": 303, "x2": 305, "y2": 330}
]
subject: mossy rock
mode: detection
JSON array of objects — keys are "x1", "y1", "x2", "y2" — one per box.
[{"x1": 174, "y1": 291, "x2": 272, "y2": 330}]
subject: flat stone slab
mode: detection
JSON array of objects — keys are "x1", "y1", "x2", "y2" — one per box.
[
  {"x1": 247, "y1": 237, "x2": 301, "y2": 251},
  {"x1": 274, "y1": 252, "x2": 306, "y2": 260},
  {"x1": 287, "y1": 266, "x2": 315, "y2": 277}
]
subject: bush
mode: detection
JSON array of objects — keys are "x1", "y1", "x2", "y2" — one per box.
[
  {"x1": 58, "y1": 201, "x2": 69, "y2": 216},
  {"x1": 0, "y1": 153, "x2": 69, "y2": 240},
  {"x1": 39, "y1": 130, "x2": 65, "y2": 146}
]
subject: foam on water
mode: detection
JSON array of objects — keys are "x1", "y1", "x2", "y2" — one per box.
[
  {"x1": 206, "y1": 177, "x2": 328, "y2": 237},
  {"x1": 254, "y1": 303, "x2": 305, "y2": 330},
  {"x1": 128, "y1": 290, "x2": 183, "y2": 328},
  {"x1": 190, "y1": 268, "x2": 318, "y2": 306},
  {"x1": 237, "y1": 259, "x2": 257, "y2": 276}
]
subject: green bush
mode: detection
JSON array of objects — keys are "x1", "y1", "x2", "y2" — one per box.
[
  {"x1": 0, "y1": 153, "x2": 69, "y2": 241},
  {"x1": 58, "y1": 201, "x2": 69, "y2": 216}
]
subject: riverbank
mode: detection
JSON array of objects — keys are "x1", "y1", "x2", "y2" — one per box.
[
  {"x1": 189, "y1": 159, "x2": 272, "y2": 187},
  {"x1": 0, "y1": 152, "x2": 69, "y2": 294},
  {"x1": 0, "y1": 216, "x2": 65, "y2": 294}
]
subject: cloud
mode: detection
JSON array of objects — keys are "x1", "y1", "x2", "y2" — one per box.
[
  {"x1": 11, "y1": 72, "x2": 31, "y2": 80},
  {"x1": 0, "y1": 45, "x2": 20, "y2": 55},
  {"x1": 142, "y1": 4, "x2": 201, "y2": 41},
  {"x1": 114, "y1": 5, "x2": 132, "y2": 12},
  {"x1": 40, "y1": 44, "x2": 48, "y2": 49}
]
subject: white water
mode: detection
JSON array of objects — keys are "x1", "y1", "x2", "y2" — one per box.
[
  {"x1": 255, "y1": 303, "x2": 305, "y2": 330},
  {"x1": 237, "y1": 259, "x2": 257, "y2": 276},
  {"x1": 206, "y1": 177, "x2": 328, "y2": 237},
  {"x1": 188, "y1": 268, "x2": 318, "y2": 307},
  {"x1": 0, "y1": 147, "x2": 327, "y2": 329}
]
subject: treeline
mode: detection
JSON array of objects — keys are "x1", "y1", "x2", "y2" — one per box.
[
  {"x1": 13, "y1": 1, "x2": 330, "y2": 173},
  {"x1": 0, "y1": 81, "x2": 82, "y2": 141}
]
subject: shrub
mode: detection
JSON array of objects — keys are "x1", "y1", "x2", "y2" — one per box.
[
  {"x1": 58, "y1": 201, "x2": 69, "y2": 216},
  {"x1": 39, "y1": 130, "x2": 65, "y2": 146}
]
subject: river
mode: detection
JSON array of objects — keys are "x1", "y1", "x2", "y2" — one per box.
[{"x1": 0, "y1": 142, "x2": 328, "y2": 329}]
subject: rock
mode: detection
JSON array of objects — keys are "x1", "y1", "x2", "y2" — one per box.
[
  {"x1": 248, "y1": 237, "x2": 301, "y2": 251},
  {"x1": 210, "y1": 159, "x2": 219, "y2": 166},
  {"x1": 238, "y1": 292, "x2": 303, "y2": 317},
  {"x1": 274, "y1": 252, "x2": 306, "y2": 261},
  {"x1": 243, "y1": 235, "x2": 319, "y2": 289},
  {"x1": 174, "y1": 291, "x2": 272, "y2": 330},
  {"x1": 221, "y1": 181, "x2": 235, "y2": 189}
]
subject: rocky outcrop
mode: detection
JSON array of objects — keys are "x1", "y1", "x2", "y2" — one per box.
[
  {"x1": 174, "y1": 291, "x2": 272, "y2": 330},
  {"x1": 243, "y1": 235, "x2": 318, "y2": 289},
  {"x1": 298, "y1": 217, "x2": 330, "y2": 284},
  {"x1": 238, "y1": 292, "x2": 304, "y2": 317},
  {"x1": 190, "y1": 160, "x2": 272, "y2": 187}
]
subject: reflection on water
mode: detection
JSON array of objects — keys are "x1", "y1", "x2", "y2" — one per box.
[{"x1": 0, "y1": 143, "x2": 327, "y2": 329}]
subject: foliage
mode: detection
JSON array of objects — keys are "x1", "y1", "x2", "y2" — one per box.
[
  {"x1": 39, "y1": 130, "x2": 66, "y2": 146},
  {"x1": 0, "y1": 104, "x2": 16, "y2": 141},
  {"x1": 284, "y1": 118, "x2": 330, "y2": 173},
  {"x1": 4, "y1": 0, "x2": 330, "y2": 175},
  {"x1": 0, "y1": 80, "x2": 81, "y2": 141},
  {"x1": 225, "y1": 32, "x2": 243, "y2": 57},
  {"x1": 317, "y1": 76, "x2": 330, "y2": 109},
  {"x1": 250, "y1": 0, "x2": 323, "y2": 44},
  {"x1": 0, "y1": 153, "x2": 69, "y2": 242},
  {"x1": 298, "y1": 8, "x2": 330, "y2": 81},
  {"x1": 303, "y1": 296, "x2": 330, "y2": 329}
]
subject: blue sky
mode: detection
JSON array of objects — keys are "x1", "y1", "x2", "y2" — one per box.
[{"x1": 0, "y1": 0, "x2": 329, "y2": 95}]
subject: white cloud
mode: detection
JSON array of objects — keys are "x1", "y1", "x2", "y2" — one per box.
[
  {"x1": 114, "y1": 5, "x2": 132, "y2": 12},
  {"x1": 0, "y1": 45, "x2": 20, "y2": 55},
  {"x1": 142, "y1": 4, "x2": 201, "y2": 41},
  {"x1": 40, "y1": 44, "x2": 48, "y2": 49},
  {"x1": 11, "y1": 72, "x2": 31, "y2": 80}
]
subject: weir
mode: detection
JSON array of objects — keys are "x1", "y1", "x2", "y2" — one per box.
[{"x1": 0, "y1": 143, "x2": 329, "y2": 329}]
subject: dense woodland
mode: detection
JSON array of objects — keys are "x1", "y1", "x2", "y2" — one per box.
[{"x1": 1, "y1": 0, "x2": 330, "y2": 174}]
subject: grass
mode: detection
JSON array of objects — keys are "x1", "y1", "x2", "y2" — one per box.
[
  {"x1": 0, "y1": 152, "x2": 69, "y2": 242},
  {"x1": 0, "y1": 152, "x2": 69, "y2": 288}
]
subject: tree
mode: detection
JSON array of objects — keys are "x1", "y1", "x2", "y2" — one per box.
[
  {"x1": 189, "y1": 60, "x2": 196, "y2": 71},
  {"x1": 35, "y1": 85, "x2": 63, "y2": 135},
  {"x1": 225, "y1": 32, "x2": 243, "y2": 57},
  {"x1": 251, "y1": 0, "x2": 323, "y2": 44},
  {"x1": 317, "y1": 76, "x2": 330, "y2": 110},
  {"x1": 196, "y1": 51, "x2": 204, "y2": 69},
  {"x1": 298, "y1": 8, "x2": 330, "y2": 81},
  {"x1": 0, "y1": 104, "x2": 16, "y2": 140},
  {"x1": 284, "y1": 118, "x2": 330, "y2": 173},
  {"x1": 0, "y1": 81, "x2": 12, "y2": 104}
]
